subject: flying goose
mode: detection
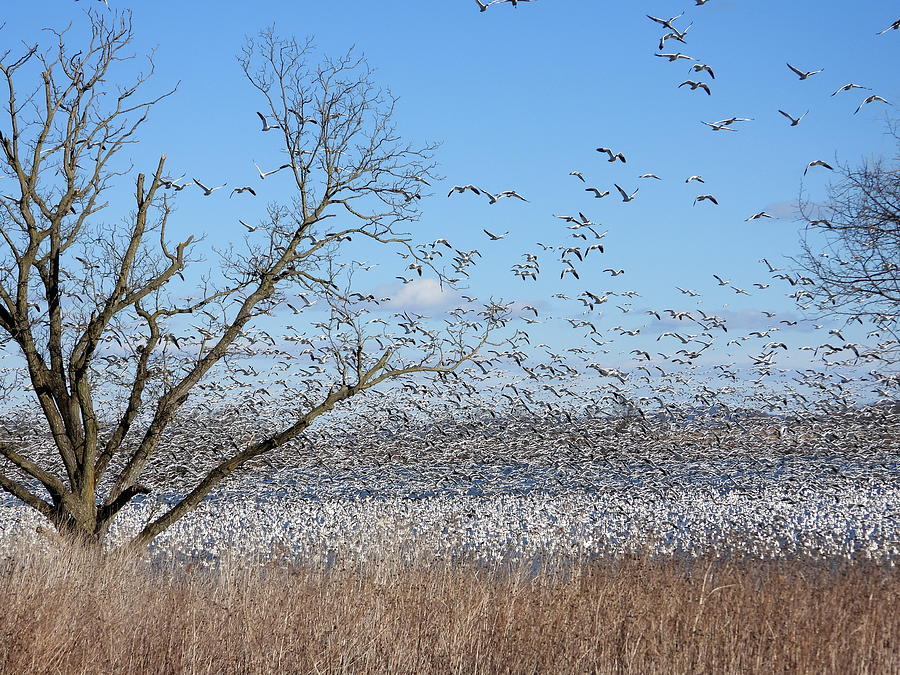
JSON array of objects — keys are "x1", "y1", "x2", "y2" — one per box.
[
  {"x1": 854, "y1": 95, "x2": 891, "y2": 114},
  {"x1": 192, "y1": 178, "x2": 226, "y2": 196},
  {"x1": 786, "y1": 63, "x2": 823, "y2": 80},
  {"x1": 694, "y1": 194, "x2": 718, "y2": 205},
  {"x1": 256, "y1": 111, "x2": 281, "y2": 131},
  {"x1": 803, "y1": 160, "x2": 833, "y2": 175},
  {"x1": 678, "y1": 80, "x2": 711, "y2": 95},
  {"x1": 656, "y1": 53, "x2": 695, "y2": 62},
  {"x1": 646, "y1": 12, "x2": 684, "y2": 31},
  {"x1": 253, "y1": 161, "x2": 291, "y2": 179},
  {"x1": 831, "y1": 83, "x2": 868, "y2": 96},
  {"x1": 745, "y1": 211, "x2": 774, "y2": 221},
  {"x1": 876, "y1": 19, "x2": 900, "y2": 35},
  {"x1": 689, "y1": 63, "x2": 715, "y2": 79},
  {"x1": 778, "y1": 109, "x2": 808, "y2": 126},
  {"x1": 585, "y1": 187, "x2": 609, "y2": 198},
  {"x1": 596, "y1": 147, "x2": 626, "y2": 162},
  {"x1": 614, "y1": 184, "x2": 639, "y2": 202}
]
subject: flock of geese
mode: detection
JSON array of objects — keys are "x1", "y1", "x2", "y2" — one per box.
[{"x1": 2, "y1": 4, "x2": 897, "y2": 566}]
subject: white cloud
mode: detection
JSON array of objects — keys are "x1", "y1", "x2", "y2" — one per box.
[{"x1": 388, "y1": 277, "x2": 458, "y2": 311}]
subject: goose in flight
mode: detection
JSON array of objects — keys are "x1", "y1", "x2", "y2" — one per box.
[
  {"x1": 488, "y1": 189, "x2": 528, "y2": 204},
  {"x1": 192, "y1": 178, "x2": 226, "y2": 196},
  {"x1": 701, "y1": 121, "x2": 737, "y2": 132},
  {"x1": 876, "y1": 19, "x2": 900, "y2": 35},
  {"x1": 287, "y1": 108, "x2": 318, "y2": 124},
  {"x1": 646, "y1": 12, "x2": 684, "y2": 31},
  {"x1": 678, "y1": 80, "x2": 711, "y2": 95},
  {"x1": 714, "y1": 116, "x2": 753, "y2": 126},
  {"x1": 689, "y1": 63, "x2": 715, "y2": 79},
  {"x1": 786, "y1": 63, "x2": 823, "y2": 80},
  {"x1": 230, "y1": 186, "x2": 257, "y2": 197},
  {"x1": 239, "y1": 219, "x2": 263, "y2": 232},
  {"x1": 256, "y1": 111, "x2": 281, "y2": 131},
  {"x1": 659, "y1": 30, "x2": 689, "y2": 51},
  {"x1": 804, "y1": 160, "x2": 833, "y2": 175},
  {"x1": 253, "y1": 161, "x2": 291, "y2": 179},
  {"x1": 483, "y1": 229, "x2": 509, "y2": 240},
  {"x1": 778, "y1": 109, "x2": 808, "y2": 126},
  {"x1": 614, "y1": 184, "x2": 639, "y2": 202},
  {"x1": 585, "y1": 187, "x2": 610, "y2": 198},
  {"x1": 656, "y1": 53, "x2": 695, "y2": 62},
  {"x1": 832, "y1": 83, "x2": 869, "y2": 96},
  {"x1": 639, "y1": 173, "x2": 661, "y2": 180},
  {"x1": 603, "y1": 268, "x2": 625, "y2": 276},
  {"x1": 569, "y1": 171, "x2": 586, "y2": 182},
  {"x1": 854, "y1": 95, "x2": 891, "y2": 114},
  {"x1": 685, "y1": 175, "x2": 705, "y2": 183},
  {"x1": 596, "y1": 147, "x2": 626, "y2": 162},
  {"x1": 745, "y1": 211, "x2": 774, "y2": 221},
  {"x1": 560, "y1": 263, "x2": 579, "y2": 280},
  {"x1": 694, "y1": 194, "x2": 718, "y2": 205},
  {"x1": 448, "y1": 184, "x2": 482, "y2": 197}
]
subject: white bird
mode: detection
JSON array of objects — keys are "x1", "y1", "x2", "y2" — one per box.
[
  {"x1": 804, "y1": 160, "x2": 834, "y2": 175},
  {"x1": 639, "y1": 173, "x2": 661, "y2": 180},
  {"x1": 596, "y1": 147, "x2": 626, "y2": 163},
  {"x1": 448, "y1": 184, "x2": 482, "y2": 197},
  {"x1": 603, "y1": 268, "x2": 625, "y2": 276},
  {"x1": 585, "y1": 187, "x2": 610, "y2": 198},
  {"x1": 483, "y1": 229, "x2": 508, "y2": 240},
  {"x1": 831, "y1": 83, "x2": 869, "y2": 96},
  {"x1": 256, "y1": 111, "x2": 281, "y2": 131},
  {"x1": 192, "y1": 178, "x2": 226, "y2": 196},
  {"x1": 239, "y1": 219, "x2": 263, "y2": 232},
  {"x1": 287, "y1": 108, "x2": 319, "y2": 124},
  {"x1": 569, "y1": 171, "x2": 586, "y2": 182},
  {"x1": 854, "y1": 95, "x2": 891, "y2": 114},
  {"x1": 489, "y1": 189, "x2": 528, "y2": 204},
  {"x1": 230, "y1": 186, "x2": 257, "y2": 197},
  {"x1": 745, "y1": 211, "x2": 774, "y2": 221},
  {"x1": 694, "y1": 194, "x2": 718, "y2": 205},
  {"x1": 560, "y1": 263, "x2": 579, "y2": 280},
  {"x1": 786, "y1": 63, "x2": 824, "y2": 80},
  {"x1": 689, "y1": 63, "x2": 716, "y2": 79},
  {"x1": 646, "y1": 12, "x2": 684, "y2": 31},
  {"x1": 778, "y1": 109, "x2": 808, "y2": 126},
  {"x1": 701, "y1": 121, "x2": 737, "y2": 132},
  {"x1": 614, "y1": 184, "x2": 639, "y2": 202},
  {"x1": 656, "y1": 53, "x2": 695, "y2": 62},
  {"x1": 253, "y1": 161, "x2": 291, "y2": 179},
  {"x1": 685, "y1": 175, "x2": 705, "y2": 183},
  {"x1": 876, "y1": 19, "x2": 900, "y2": 35},
  {"x1": 678, "y1": 80, "x2": 711, "y2": 95},
  {"x1": 714, "y1": 116, "x2": 753, "y2": 126}
]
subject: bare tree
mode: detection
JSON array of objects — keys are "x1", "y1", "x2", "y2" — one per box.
[
  {"x1": 796, "y1": 133, "x2": 899, "y2": 354},
  {"x1": 0, "y1": 15, "x2": 501, "y2": 549}
]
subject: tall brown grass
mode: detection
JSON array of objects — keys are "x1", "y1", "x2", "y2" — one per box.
[{"x1": 0, "y1": 543, "x2": 896, "y2": 674}]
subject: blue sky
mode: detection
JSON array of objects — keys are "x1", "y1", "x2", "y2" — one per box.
[{"x1": 3, "y1": 1, "x2": 898, "y2": 377}]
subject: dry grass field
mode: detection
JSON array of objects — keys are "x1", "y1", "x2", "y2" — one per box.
[{"x1": 0, "y1": 543, "x2": 896, "y2": 674}]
